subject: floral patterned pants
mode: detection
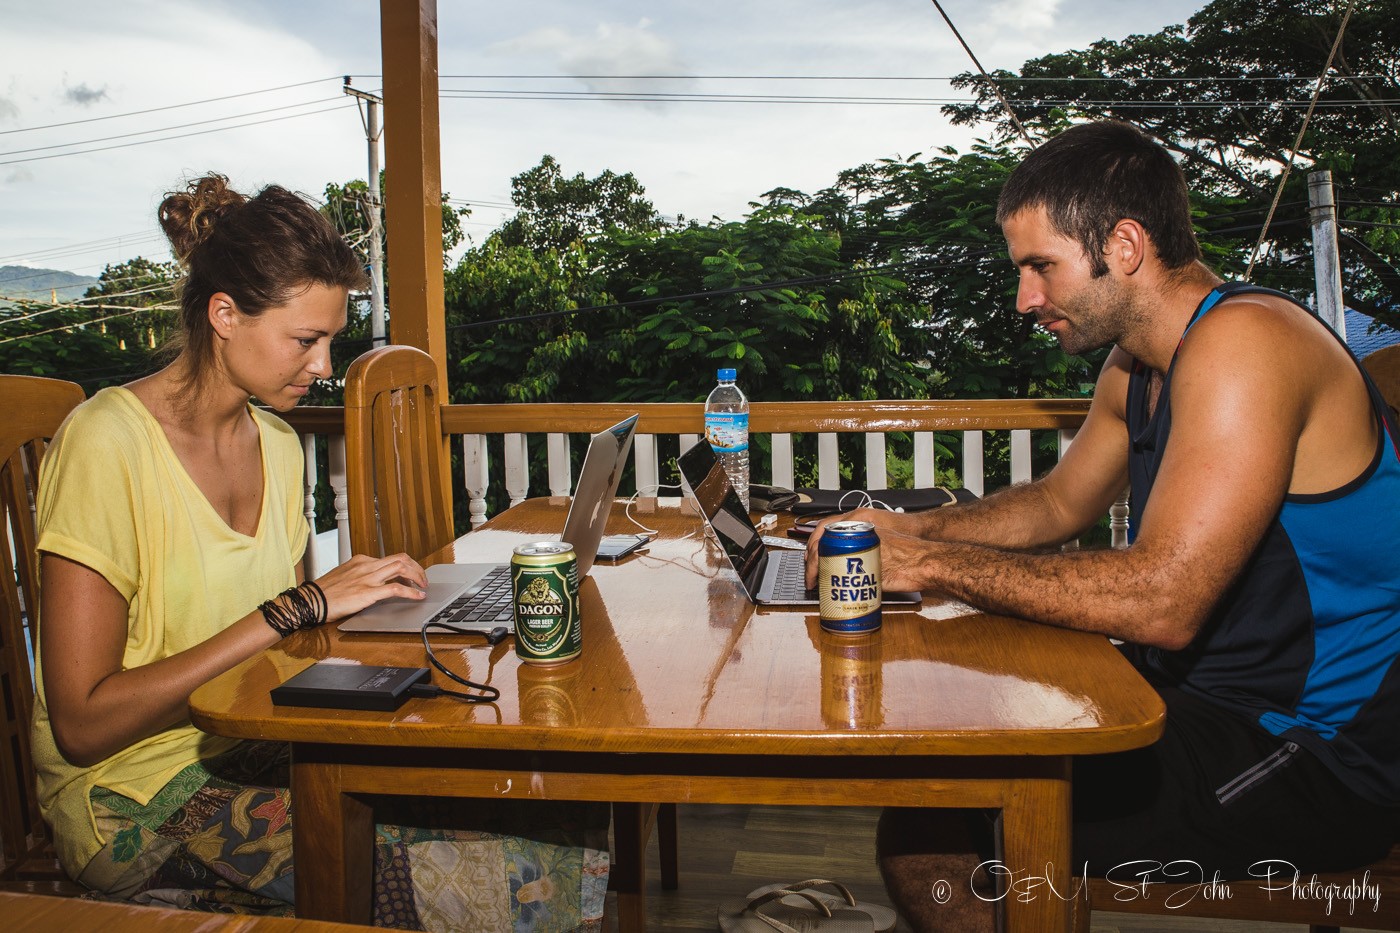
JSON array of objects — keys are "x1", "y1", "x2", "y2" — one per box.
[{"x1": 78, "y1": 741, "x2": 609, "y2": 931}]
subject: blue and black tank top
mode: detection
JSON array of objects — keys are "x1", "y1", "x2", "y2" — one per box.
[{"x1": 1126, "y1": 281, "x2": 1400, "y2": 806}]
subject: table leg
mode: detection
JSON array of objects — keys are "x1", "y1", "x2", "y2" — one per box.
[
  {"x1": 609, "y1": 802, "x2": 650, "y2": 933},
  {"x1": 1000, "y1": 766, "x2": 1074, "y2": 932},
  {"x1": 291, "y1": 757, "x2": 374, "y2": 924}
]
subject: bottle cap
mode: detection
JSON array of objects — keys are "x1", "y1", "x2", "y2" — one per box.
[{"x1": 717, "y1": 368, "x2": 737, "y2": 381}]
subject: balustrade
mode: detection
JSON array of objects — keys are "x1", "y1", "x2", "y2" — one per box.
[{"x1": 278, "y1": 399, "x2": 1119, "y2": 575}]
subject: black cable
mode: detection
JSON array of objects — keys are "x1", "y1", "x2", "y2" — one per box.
[{"x1": 417, "y1": 621, "x2": 508, "y2": 703}]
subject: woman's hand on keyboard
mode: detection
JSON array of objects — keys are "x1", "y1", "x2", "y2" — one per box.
[{"x1": 314, "y1": 553, "x2": 430, "y2": 623}]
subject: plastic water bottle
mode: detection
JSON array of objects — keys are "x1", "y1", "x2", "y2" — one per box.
[{"x1": 705, "y1": 367, "x2": 750, "y2": 510}]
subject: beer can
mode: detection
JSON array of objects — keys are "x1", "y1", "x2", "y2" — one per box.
[
  {"x1": 817, "y1": 520, "x2": 882, "y2": 635},
  {"x1": 511, "y1": 542, "x2": 582, "y2": 665}
]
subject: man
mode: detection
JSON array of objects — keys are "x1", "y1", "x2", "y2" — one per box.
[{"x1": 806, "y1": 120, "x2": 1400, "y2": 931}]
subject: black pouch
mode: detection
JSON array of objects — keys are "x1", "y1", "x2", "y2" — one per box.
[{"x1": 749, "y1": 483, "x2": 801, "y2": 512}]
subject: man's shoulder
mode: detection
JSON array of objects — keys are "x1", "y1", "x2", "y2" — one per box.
[{"x1": 1177, "y1": 288, "x2": 1332, "y2": 371}]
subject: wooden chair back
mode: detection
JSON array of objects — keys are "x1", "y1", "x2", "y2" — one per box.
[
  {"x1": 0, "y1": 374, "x2": 84, "y2": 882},
  {"x1": 344, "y1": 346, "x2": 455, "y2": 560},
  {"x1": 1363, "y1": 344, "x2": 1400, "y2": 422}
]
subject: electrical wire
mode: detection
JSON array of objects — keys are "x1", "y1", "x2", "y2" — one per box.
[
  {"x1": 0, "y1": 77, "x2": 342, "y2": 135},
  {"x1": 0, "y1": 103, "x2": 357, "y2": 167},
  {"x1": 0, "y1": 97, "x2": 345, "y2": 158},
  {"x1": 927, "y1": 0, "x2": 1034, "y2": 147},
  {"x1": 435, "y1": 73, "x2": 1392, "y2": 84},
  {"x1": 0, "y1": 304, "x2": 174, "y2": 345},
  {"x1": 1244, "y1": 0, "x2": 1357, "y2": 281}
]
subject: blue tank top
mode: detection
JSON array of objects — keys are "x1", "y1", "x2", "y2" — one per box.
[{"x1": 1126, "y1": 282, "x2": 1400, "y2": 806}]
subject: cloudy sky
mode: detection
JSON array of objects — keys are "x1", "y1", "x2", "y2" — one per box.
[{"x1": 0, "y1": 0, "x2": 1207, "y2": 290}]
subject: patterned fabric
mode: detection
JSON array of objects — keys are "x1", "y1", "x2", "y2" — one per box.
[{"x1": 77, "y1": 741, "x2": 608, "y2": 932}]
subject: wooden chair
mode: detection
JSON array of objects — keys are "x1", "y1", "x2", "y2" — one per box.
[
  {"x1": 1363, "y1": 344, "x2": 1400, "y2": 422},
  {"x1": 0, "y1": 374, "x2": 86, "y2": 893},
  {"x1": 342, "y1": 345, "x2": 680, "y2": 899},
  {"x1": 344, "y1": 345, "x2": 456, "y2": 560}
]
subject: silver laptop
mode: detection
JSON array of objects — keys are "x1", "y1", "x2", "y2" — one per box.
[
  {"x1": 676, "y1": 440, "x2": 921, "y2": 608},
  {"x1": 340, "y1": 414, "x2": 640, "y2": 633}
]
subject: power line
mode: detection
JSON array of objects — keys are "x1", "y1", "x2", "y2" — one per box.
[
  {"x1": 927, "y1": 0, "x2": 1034, "y2": 147},
  {"x1": 0, "y1": 77, "x2": 341, "y2": 136},
  {"x1": 0, "y1": 303, "x2": 176, "y2": 345},
  {"x1": 434, "y1": 73, "x2": 1392, "y2": 84},
  {"x1": 0, "y1": 232, "x2": 167, "y2": 266},
  {"x1": 444, "y1": 252, "x2": 1001, "y2": 335},
  {"x1": 0, "y1": 103, "x2": 357, "y2": 167},
  {"x1": 436, "y1": 88, "x2": 1392, "y2": 109},
  {"x1": 0, "y1": 97, "x2": 344, "y2": 158},
  {"x1": 1245, "y1": 0, "x2": 1357, "y2": 280}
]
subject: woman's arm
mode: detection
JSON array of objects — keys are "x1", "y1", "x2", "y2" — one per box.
[{"x1": 40, "y1": 551, "x2": 429, "y2": 767}]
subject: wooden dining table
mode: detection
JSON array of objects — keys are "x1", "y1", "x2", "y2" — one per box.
[{"x1": 188, "y1": 497, "x2": 1165, "y2": 932}]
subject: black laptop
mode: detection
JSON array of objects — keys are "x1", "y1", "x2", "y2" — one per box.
[{"x1": 676, "y1": 440, "x2": 921, "y2": 608}]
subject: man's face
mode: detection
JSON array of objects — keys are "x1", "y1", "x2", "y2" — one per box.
[{"x1": 1002, "y1": 206, "x2": 1134, "y2": 356}]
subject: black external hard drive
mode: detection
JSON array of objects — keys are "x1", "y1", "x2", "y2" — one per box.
[{"x1": 270, "y1": 662, "x2": 431, "y2": 711}]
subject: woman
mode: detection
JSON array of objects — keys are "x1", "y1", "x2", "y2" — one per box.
[{"x1": 34, "y1": 175, "x2": 608, "y2": 929}]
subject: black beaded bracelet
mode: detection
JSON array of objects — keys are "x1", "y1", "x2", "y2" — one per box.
[{"x1": 259, "y1": 581, "x2": 328, "y2": 638}]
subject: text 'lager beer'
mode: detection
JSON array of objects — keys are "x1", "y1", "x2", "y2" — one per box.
[{"x1": 511, "y1": 542, "x2": 582, "y2": 665}]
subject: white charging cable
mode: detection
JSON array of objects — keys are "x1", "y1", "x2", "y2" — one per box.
[
  {"x1": 837, "y1": 489, "x2": 904, "y2": 513},
  {"x1": 625, "y1": 483, "x2": 684, "y2": 536}
]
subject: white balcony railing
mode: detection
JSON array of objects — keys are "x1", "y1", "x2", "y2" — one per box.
[{"x1": 279, "y1": 400, "x2": 1121, "y2": 577}]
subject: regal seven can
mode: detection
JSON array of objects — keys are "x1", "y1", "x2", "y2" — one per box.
[
  {"x1": 818, "y1": 520, "x2": 882, "y2": 635},
  {"x1": 512, "y1": 542, "x2": 582, "y2": 665}
]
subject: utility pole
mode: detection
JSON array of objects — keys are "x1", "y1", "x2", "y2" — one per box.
[
  {"x1": 343, "y1": 76, "x2": 387, "y2": 347},
  {"x1": 1309, "y1": 169, "x2": 1346, "y2": 341}
]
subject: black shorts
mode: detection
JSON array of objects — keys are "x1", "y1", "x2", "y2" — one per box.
[{"x1": 1070, "y1": 684, "x2": 1397, "y2": 880}]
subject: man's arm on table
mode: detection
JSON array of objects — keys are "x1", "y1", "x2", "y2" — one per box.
[
  {"x1": 812, "y1": 328, "x2": 1304, "y2": 650},
  {"x1": 807, "y1": 350, "x2": 1135, "y2": 562}
]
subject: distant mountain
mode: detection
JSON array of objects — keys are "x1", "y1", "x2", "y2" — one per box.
[{"x1": 0, "y1": 265, "x2": 99, "y2": 309}]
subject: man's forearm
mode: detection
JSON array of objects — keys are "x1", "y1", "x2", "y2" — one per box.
[
  {"x1": 906, "y1": 537, "x2": 1202, "y2": 649},
  {"x1": 912, "y1": 480, "x2": 1088, "y2": 551}
]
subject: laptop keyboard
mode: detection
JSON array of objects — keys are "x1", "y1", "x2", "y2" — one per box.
[
  {"x1": 769, "y1": 551, "x2": 817, "y2": 601},
  {"x1": 433, "y1": 565, "x2": 515, "y2": 625}
]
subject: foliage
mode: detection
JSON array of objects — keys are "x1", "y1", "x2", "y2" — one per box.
[
  {"x1": 941, "y1": 0, "x2": 1400, "y2": 320},
  {"x1": 493, "y1": 155, "x2": 667, "y2": 254},
  {"x1": 0, "y1": 257, "x2": 178, "y2": 392}
]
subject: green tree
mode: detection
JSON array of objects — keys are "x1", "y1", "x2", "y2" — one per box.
[
  {"x1": 0, "y1": 258, "x2": 178, "y2": 392},
  {"x1": 942, "y1": 0, "x2": 1400, "y2": 320},
  {"x1": 494, "y1": 155, "x2": 666, "y2": 254}
]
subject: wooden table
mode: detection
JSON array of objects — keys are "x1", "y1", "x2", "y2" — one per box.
[{"x1": 189, "y1": 498, "x2": 1164, "y2": 932}]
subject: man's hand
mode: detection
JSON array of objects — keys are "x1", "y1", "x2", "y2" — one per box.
[{"x1": 804, "y1": 508, "x2": 928, "y2": 590}]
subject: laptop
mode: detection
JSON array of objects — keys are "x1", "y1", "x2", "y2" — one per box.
[
  {"x1": 676, "y1": 440, "x2": 921, "y2": 608},
  {"x1": 339, "y1": 414, "x2": 640, "y2": 633}
]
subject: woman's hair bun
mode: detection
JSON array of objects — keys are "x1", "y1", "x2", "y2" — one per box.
[{"x1": 158, "y1": 173, "x2": 247, "y2": 263}]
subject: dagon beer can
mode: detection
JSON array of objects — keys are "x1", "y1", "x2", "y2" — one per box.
[
  {"x1": 817, "y1": 521, "x2": 882, "y2": 635},
  {"x1": 511, "y1": 542, "x2": 582, "y2": 665}
]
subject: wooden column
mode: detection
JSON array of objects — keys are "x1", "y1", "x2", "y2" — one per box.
[{"x1": 379, "y1": 0, "x2": 449, "y2": 395}]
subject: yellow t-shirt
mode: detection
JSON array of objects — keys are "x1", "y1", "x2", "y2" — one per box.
[{"x1": 32, "y1": 386, "x2": 309, "y2": 875}]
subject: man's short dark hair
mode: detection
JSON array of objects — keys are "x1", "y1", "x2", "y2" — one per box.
[{"x1": 996, "y1": 121, "x2": 1202, "y2": 276}]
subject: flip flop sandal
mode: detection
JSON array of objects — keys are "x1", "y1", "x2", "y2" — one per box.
[
  {"x1": 717, "y1": 886, "x2": 875, "y2": 933},
  {"x1": 744, "y1": 879, "x2": 897, "y2": 933}
]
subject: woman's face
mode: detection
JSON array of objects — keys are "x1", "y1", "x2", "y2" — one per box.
[{"x1": 218, "y1": 283, "x2": 348, "y2": 411}]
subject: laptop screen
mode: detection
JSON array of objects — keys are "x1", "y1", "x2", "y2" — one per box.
[
  {"x1": 561, "y1": 414, "x2": 639, "y2": 575},
  {"x1": 677, "y1": 440, "x2": 767, "y2": 597}
]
